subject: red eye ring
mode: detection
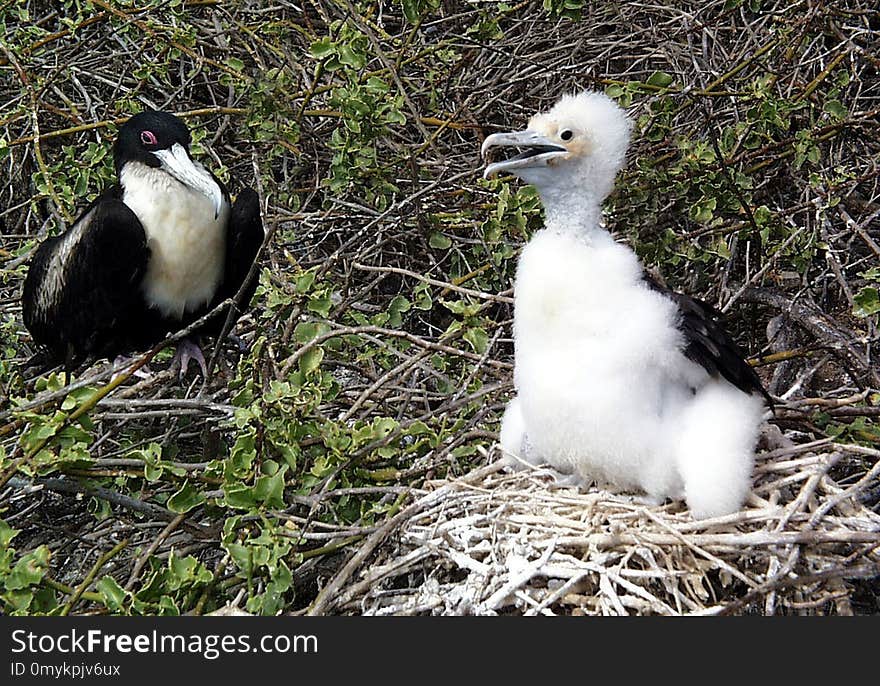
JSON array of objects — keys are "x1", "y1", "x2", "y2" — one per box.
[{"x1": 140, "y1": 130, "x2": 157, "y2": 145}]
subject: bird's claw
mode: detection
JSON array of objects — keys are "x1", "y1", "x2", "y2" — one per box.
[{"x1": 173, "y1": 339, "x2": 209, "y2": 379}]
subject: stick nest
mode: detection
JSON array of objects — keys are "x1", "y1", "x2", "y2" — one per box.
[{"x1": 324, "y1": 443, "x2": 880, "y2": 615}]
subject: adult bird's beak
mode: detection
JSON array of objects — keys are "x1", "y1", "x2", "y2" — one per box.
[
  {"x1": 481, "y1": 129, "x2": 568, "y2": 179},
  {"x1": 153, "y1": 143, "x2": 224, "y2": 219}
]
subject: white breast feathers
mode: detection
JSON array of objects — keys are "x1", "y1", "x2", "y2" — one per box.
[{"x1": 121, "y1": 162, "x2": 229, "y2": 319}]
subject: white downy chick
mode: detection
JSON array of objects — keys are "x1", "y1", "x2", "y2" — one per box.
[{"x1": 483, "y1": 91, "x2": 769, "y2": 518}]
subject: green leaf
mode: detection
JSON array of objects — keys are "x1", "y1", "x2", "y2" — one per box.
[
  {"x1": 365, "y1": 76, "x2": 389, "y2": 93},
  {"x1": 409, "y1": 279, "x2": 433, "y2": 311},
  {"x1": 753, "y1": 205, "x2": 773, "y2": 226},
  {"x1": 853, "y1": 286, "x2": 880, "y2": 318},
  {"x1": 387, "y1": 295, "x2": 411, "y2": 328},
  {"x1": 96, "y1": 576, "x2": 127, "y2": 611},
  {"x1": 7, "y1": 547, "x2": 51, "y2": 590},
  {"x1": 463, "y1": 327, "x2": 489, "y2": 354},
  {"x1": 307, "y1": 296, "x2": 333, "y2": 317},
  {"x1": 224, "y1": 486, "x2": 258, "y2": 510},
  {"x1": 373, "y1": 417, "x2": 398, "y2": 439},
  {"x1": 225, "y1": 542, "x2": 251, "y2": 571},
  {"x1": 167, "y1": 554, "x2": 211, "y2": 589},
  {"x1": 298, "y1": 347, "x2": 324, "y2": 374},
  {"x1": 0, "y1": 519, "x2": 19, "y2": 548},
  {"x1": 823, "y1": 99, "x2": 848, "y2": 120},
  {"x1": 295, "y1": 271, "x2": 316, "y2": 293},
  {"x1": 228, "y1": 432, "x2": 256, "y2": 475},
  {"x1": 351, "y1": 98, "x2": 374, "y2": 119},
  {"x1": 646, "y1": 71, "x2": 675, "y2": 88},
  {"x1": 167, "y1": 482, "x2": 206, "y2": 514},
  {"x1": 4, "y1": 589, "x2": 35, "y2": 613},
  {"x1": 690, "y1": 196, "x2": 717, "y2": 223},
  {"x1": 158, "y1": 595, "x2": 180, "y2": 616},
  {"x1": 401, "y1": 0, "x2": 421, "y2": 23},
  {"x1": 129, "y1": 442, "x2": 162, "y2": 463},
  {"x1": 74, "y1": 170, "x2": 89, "y2": 197},
  {"x1": 407, "y1": 421, "x2": 431, "y2": 436},
  {"x1": 338, "y1": 44, "x2": 365, "y2": 70},
  {"x1": 385, "y1": 109, "x2": 406, "y2": 125},
  {"x1": 309, "y1": 39, "x2": 335, "y2": 59},
  {"x1": 294, "y1": 321, "x2": 330, "y2": 343},
  {"x1": 275, "y1": 443, "x2": 298, "y2": 471},
  {"x1": 429, "y1": 232, "x2": 452, "y2": 249},
  {"x1": 144, "y1": 462, "x2": 163, "y2": 482},
  {"x1": 441, "y1": 298, "x2": 481, "y2": 317},
  {"x1": 253, "y1": 469, "x2": 286, "y2": 509}
]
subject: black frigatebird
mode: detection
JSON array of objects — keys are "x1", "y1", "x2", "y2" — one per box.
[{"x1": 23, "y1": 111, "x2": 264, "y2": 375}]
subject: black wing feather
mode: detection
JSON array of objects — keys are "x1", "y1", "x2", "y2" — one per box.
[
  {"x1": 642, "y1": 273, "x2": 772, "y2": 406},
  {"x1": 23, "y1": 188, "x2": 150, "y2": 365},
  {"x1": 208, "y1": 188, "x2": 263, "y2": 324},
  {"x1": 189, "y1": 187, "x2": 263, "y2": 340}
]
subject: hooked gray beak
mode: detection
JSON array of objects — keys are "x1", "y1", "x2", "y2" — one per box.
[
  {"x1": 481, "y1": 129, "x2": 568, "y2": 179},
  {"x1": 153, "y1": 143, "x2": 224, "y2": 219}
]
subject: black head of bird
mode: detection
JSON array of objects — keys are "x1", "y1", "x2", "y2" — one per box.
[{"x1": 114, "y1": 110, "x2": 223, "y2": 219}]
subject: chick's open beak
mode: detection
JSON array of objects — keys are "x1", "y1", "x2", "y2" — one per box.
[{"x1": 481, "y1": 129, "x2": 568, "y2": 179}]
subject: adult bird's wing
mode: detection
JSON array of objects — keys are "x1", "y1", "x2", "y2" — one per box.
[
  {"x1": 214, "y1": 187, "x2": 264, "y2": 315},
  {"x1": 23, "y1": 188, "x2": 150, "y2": 366},
  {"x1": 642, "y1": 273, "x2": 772, "y2": 405}
]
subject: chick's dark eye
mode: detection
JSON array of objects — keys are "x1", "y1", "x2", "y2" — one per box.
[
  {"x1": 140, "y1": 130, "x2": 157, "y2": 146},
  {"x1": 560, "y1": 129, "x2": 573, "y2": 141}
]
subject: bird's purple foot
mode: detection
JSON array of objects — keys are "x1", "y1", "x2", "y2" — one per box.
[{"x1": 172, "y1": 338, "x2": 209, "y2": 379}]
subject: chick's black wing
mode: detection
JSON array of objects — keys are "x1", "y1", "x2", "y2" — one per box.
[{"x1": 642, "y1": 273, "x2": 772, "y2": 406}]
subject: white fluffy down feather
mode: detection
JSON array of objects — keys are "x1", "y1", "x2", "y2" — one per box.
[{"x1": 483, "y1": 91, "x2": 767, "y2": 519}]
